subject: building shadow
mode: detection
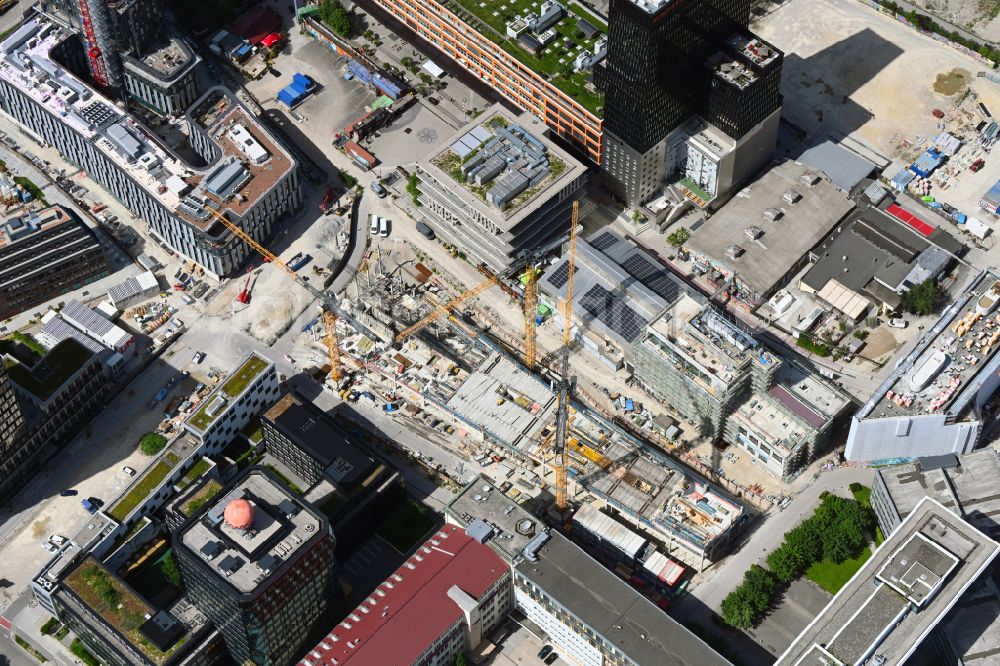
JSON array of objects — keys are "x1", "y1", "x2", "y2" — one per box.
[{"x1": 777, "y1": 28, "x2": 904, "y2": 159}]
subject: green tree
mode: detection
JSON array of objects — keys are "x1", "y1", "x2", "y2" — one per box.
[
  {"x1": 784, "y1": 521, "x2": 823, "y2": 565},
  {"x1": 742, "y1": 565, "x2": 775, "y2": 614},
  {"x1": 320, "y1": 0, "x2": 351, "y2": 36},
  {"x1": 766, "y1": 545, "x2": 800, "y2": 583},
  {"x1": 721, "y1": 586, "x2": 756, "y2": 629},
  {"x1": 161, "y1": 552, "x2": 183, "y2": 587},
  {"x1": 407, "y1": 174, "x2": 422, "y2": 207},
  {"x1": 901, "y1": 278, "x2": 943, "y2": 315},
  {"x1": 139, "y1": 432, "x2": 167, "y2": 455},
  {"x1": 455, "y1": 653, "x2": 469, "y2": 666},
  {"x1": 822, "y1": 527, "x2": 855, "y2": 564},
  {"x1": 667, "y1": 227, "x2": 690, "y2": 247}
]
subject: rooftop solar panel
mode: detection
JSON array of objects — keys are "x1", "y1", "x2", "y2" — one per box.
[
  {"x1": 590, "y1": 230, "x2": 619, "y2": 252},
  {"x1": 620, "y1": 254, "x2": 681, "y2": 303},
  {"x1": 547, "y1": 262, "x2": 576, "y2": 289},
  {"x1": 578, "y1": 284, "x2": 647, "y2": 342},
  {"x1": 450, "y1": 141, "x2": 473, "y2": 158}
]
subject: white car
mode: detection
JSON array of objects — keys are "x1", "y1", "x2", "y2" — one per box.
[
  {"x1": 122, "y1": 466, "x2": 136, "y2": 477},
  {"x1": 41, "y1": 542, "x2": 59, "y2": 554},
  {"x1": 48, "y1": 535, "x2": 66, "y2": 545},
  {"x1": 193, "y1": 351, "x2": 206, "y2": 364},
  {"x1": 889, "y1": 318, "x2": 908, "y2": 329}
]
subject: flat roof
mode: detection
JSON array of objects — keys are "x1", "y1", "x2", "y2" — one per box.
[
  {"x1": 5, "y1": 337, "x2": 95, "y2": 401},
  {"x1": 776, "y1": 497, "x2": 999, "y2": 666},
  {"x1": 861, "y1": 271, "x2": 1000, "y2": 422},
  {"x1": 686, "y1": 161, "x2": 855, "y2": 297},
  {"x1": 447, "y1": 477, "x2": 547, "y2": 561},
  {"x1": 0, "y1": 205, "x2": 76, "y2": 249},
  {"x1": 300, "y1": 524, "x2": 507, "y2": 666},
  {"x1": 0, "y1": 18, "x2": 293, "y2": 234},
  {"x1": 796, "y1": 140, "x2": 878, "y2": 192},
  {"x1": 877, "y1": 448, "x2": 1000, "y2": 541},
  {"x1": 445, "y1": 351, "x2": 558, "y2": 452},
  {"x1": 185, "y1": 352, "x2": 272, "y2": 433},
  {"x1": 443, "y1": 1, "x2": 604, "y2": 113},
  {"x1": 515, "y1": 531, "x2": 731, "y2": 666},
  {"x1": 262, "y1": 392, "x2": 376, "y2": 486},
  {"x1": 421, "y1": 107, "x2": 585, "y2": 229},
  {"x1": 177, "y1": 468, "x2": 325, "y2": 595}
]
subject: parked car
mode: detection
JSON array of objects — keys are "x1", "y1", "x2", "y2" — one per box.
[
  {"x1": 370, "y1": 181, "x2": 387, "y2": 198},
  {"x1": 544, "y1": 652, "x2": 559, "y2": 665},
  {"x1": 889, "y1": 318, "x2": 907, "y2": 329},
  {"x1": 416, "y1": 222, "x2": 435, "y2": 240},
  {"x1": 971, "y1": 158, "x2": 986, "y2": 173},
  {"x1": 122, "y1": 466, "x2": 136, "y2": 477},
  {"x1": 59, "y1": 489, "x2": 78, "y2": 497},
  {"x1": 193, "y1": 351, "x2": 206, "y2": 364},
  {"x1": 41, "y1": 542, "x2": 59, "y2": 554},
  {"x1": 48, "y1": 535, "x2": 66, "y2": 545},
  {"x1": 538, "y1": 646, "x2": 553, "y2": 660}
]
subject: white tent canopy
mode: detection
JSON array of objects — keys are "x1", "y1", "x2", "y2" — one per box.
[
  {"x1": 965, "y1": 216, "x2": 991, "y2": 239},
  {"x1": 422, "y1": 60, "x2": 445, "y2": 78}
]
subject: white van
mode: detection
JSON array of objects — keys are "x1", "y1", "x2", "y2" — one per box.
[
  {"x1": 379, "y1": 217, "x2": 389, "y2": 238},
  {"x1": 369, "y1": 213, "x2": 379, "y2": 235}
]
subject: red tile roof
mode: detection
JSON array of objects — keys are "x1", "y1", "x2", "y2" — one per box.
[{"x1": 300, "y1": 524, "x2": 508, "y2": 666}]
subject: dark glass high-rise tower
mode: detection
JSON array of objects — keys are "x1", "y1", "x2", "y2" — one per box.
[{"x1": 599, "y1": 0, "x2": 782, "y2": 207}]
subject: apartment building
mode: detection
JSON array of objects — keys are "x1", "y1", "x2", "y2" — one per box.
[
  {"x1": 300, "y1": 524, "x2": 511, "y2": 666},
  {"x1": 0, "y1": 15, "x2": 301, "y2": 278},
  {"x1": 0, "y1": 205, "x2": 109, "y2": 320},
  {"x1": 414, "y1": 105, "x2": 586, "y2": 272},
  {"x1": 357, "y1": 0, "x2": 604, "y2": 162},
  {"x1": 183, "y1": 352, "x2": 280, "y2": 452}
]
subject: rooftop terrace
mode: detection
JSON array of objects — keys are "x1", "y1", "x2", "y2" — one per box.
[
  {"x1": 186, "y1": 353, "x2": 271, "y2": 432},
  {"x1": 63, "y1": 558, "x2": 188, "y2": 664},
  {"x1": 441, "y1": 0, "x2": 605, "y2": 113},
  {"x1": 0, "y1": 205, "x2": 75, "y2": 249},
  {"x1": 426, "y1": 110, "x2": 583, "y2": 226},
  {"x1": 5, "y1": 337, "x2": 94, "y2": 401},
  {"x1": 178, "y1": 469, "x2": 324, "y2": 595}
]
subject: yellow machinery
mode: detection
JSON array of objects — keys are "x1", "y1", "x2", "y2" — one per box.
[
  {"x1": 553, "y1": 200, "x2": 579, "y2": 511},
  {"x1": 205, "y1": 208, "x2": 351, "y2": 382},
  {"x1": 523, "y1": 265, "x2": 541, "y2": 370}
]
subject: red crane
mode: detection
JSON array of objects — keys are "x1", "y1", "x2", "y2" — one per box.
[
  {"x1": 77, "y1": 0, "x2": 109, "y2": 87},
  {"x1": 235, "y1": 267, "x2": 253, "y2": 304}
]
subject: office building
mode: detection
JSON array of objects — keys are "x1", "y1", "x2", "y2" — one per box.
[
  {"x1": 0, "y1": 205, "x2": 109, "y2": 320},
  {"x1": 598, "y1": 0, "x2": 782, "y2": 206},
  {"x1": 776, "y1": 497, "x2": 999, "y2": 666},
  {"x1": 261, "y1": 392, "x2": 406, "y2": 552},
  {"x1": 183, "y1": 352, "x2": 280, "y2": 452},
  {"x1": 0, "y1": 15, "x2": 301, "y2": 278},
  {"x1": 447, "y1": 477, "x2": 732, "y2": 666},
  {"x1": 174, "y1": 467, "x2": 339, "y2": 666},
  {"x1": 0, "y1": 362, "x2": 25, "y2": 500},
  {"x1": 632, "y1": 294, "x2": 851, "y2": 478},
  {"x1": 414, "y1": 106, "x2": 586, "y2": 272},
  {"x1": 300, "y1": 524, "x2": 511, "y2": 666},
  {"x1": 685, "y1": 164, "x2": 855, "y2": 307},
  {"x1": 0, "y1": 338, "x2": 107, "y2": 500},
  {"x1": 37, "y1": 312, "x2": 126, "y2": 378},
  {"x1": 847, "y1": 270, "x2": 1000, "y2": 463}
]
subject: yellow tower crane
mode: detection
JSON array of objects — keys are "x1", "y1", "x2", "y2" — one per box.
[
  {"x1": 204, "y1": 207, "x2": 366, "y2": 383},
  {"x1": 523, "y1": 264, "x2": 541, "y2": 370},
  {"x1": 393, "y1": 275, "x2": 500, "y2": 342},
  {"x1": 553, "y1": 200, "x2": 579, "y2": 511}
]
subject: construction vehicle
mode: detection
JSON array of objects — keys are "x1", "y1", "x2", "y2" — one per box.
[
  {"x1": 235, "y1": 267, "x2": 253, "y2": 305},
  {"x1": 553, "y1": 201, "x2": 579, "y2": 512},
  {"x1": 319, "y1": 186, "x2": 336, "y2": 214},
  {"x1": 202, "y1": 207, "x2": 377, "y2": 383}
]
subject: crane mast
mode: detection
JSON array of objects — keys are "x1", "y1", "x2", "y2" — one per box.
[{"x1": 554, "y1": 200, "x2": 579, "y2": 511}]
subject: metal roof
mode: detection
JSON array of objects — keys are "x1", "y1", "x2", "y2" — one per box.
[{"x1": 797, "y1": 140, "x2": 877, "y2": 192}]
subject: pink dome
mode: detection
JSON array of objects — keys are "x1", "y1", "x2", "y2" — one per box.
[{"x1": 224, "y1": 499, "x2": 254, "y2": 529}]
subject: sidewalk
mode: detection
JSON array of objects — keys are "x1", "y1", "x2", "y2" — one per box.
[{"x1": 11, "y1": 596, "x2": 76, "y2": 666}]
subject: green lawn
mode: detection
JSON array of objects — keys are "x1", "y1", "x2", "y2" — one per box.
[
  {"x1": 222, "y1": 356, "x2": 268, "y2": 397},
  {"x1": 264, "y1": 464, "x2": 303, "y2": 495},
  {"x1": 569, "y1": 3, "x2": 607, "y2": 31},
  {"x1": 6, "y1": 339, "x2": 93, "y2": 401},
  {"x1": 179, "y1": 479, "x2": 222, "y2": 517},
  {"x1": 108, "y1": 460, "x2": 177, "y2": 522},
  {"x1": 377, "y1": 501, "x2": 438, "y2": 554},
  {"x1": 805, "y1": 547, "x2": 873, "y2": 594}
]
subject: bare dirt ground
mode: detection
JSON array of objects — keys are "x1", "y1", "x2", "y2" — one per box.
[
  {"x1": 754, "y1": 0, "x2": 1000, "y2": 162},
  {"x1": 907, "y1": 0, "x2": 1000, "y2": 43}
]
